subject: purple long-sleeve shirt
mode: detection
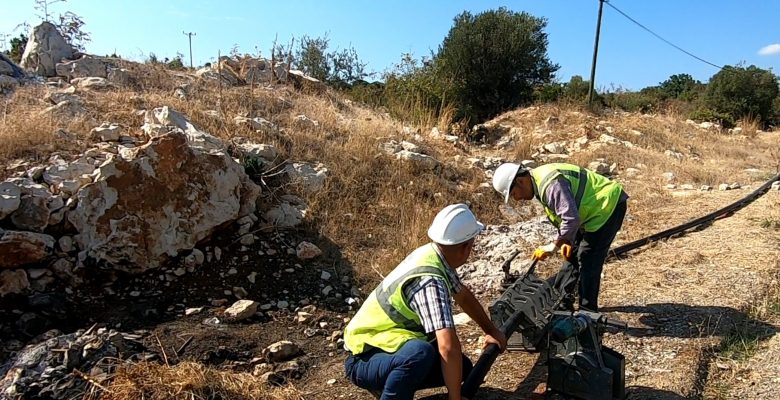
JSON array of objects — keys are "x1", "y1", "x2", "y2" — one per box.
[
  {"x1": 542, "y1": 178, "x2": 628, "y2": 244},
  {"x1": 543, "y1": 178, "x2": 580, "y2": 244}
]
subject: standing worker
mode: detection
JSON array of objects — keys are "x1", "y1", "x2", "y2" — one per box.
[
  {"x1": 343, "y1": 204, "x2": 507, "y2": 400},
  {"x1": 492, "y1": 162, "x2": 628, "y2": 311}
]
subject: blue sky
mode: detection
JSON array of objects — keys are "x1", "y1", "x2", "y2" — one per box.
[{"x1": 2, "y1": 0, "x2": 779, "y2": 90}]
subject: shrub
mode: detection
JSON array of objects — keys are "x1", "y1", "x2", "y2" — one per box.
[
  {"x1": 704, "y1": 65, "x2": 779, "y2": 127},
  {"x1": 433, "y1": 7, "x2": 558, "y2": 123},
  {"x1": 688, "y1": 108, "x2": 735, "y2": 128}
]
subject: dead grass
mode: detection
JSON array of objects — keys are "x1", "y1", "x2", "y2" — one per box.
[{"x1": 84, "y1": 361, "x2": 302, "y2": 400}]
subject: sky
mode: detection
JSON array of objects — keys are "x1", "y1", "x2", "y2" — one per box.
[{"x1": 1, "y1": 0, "x2": 779, "y2": 91}]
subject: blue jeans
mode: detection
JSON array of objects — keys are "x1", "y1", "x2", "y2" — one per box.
[{"x1": 344, "y1": 339, "x2": 474, "y2": 400}]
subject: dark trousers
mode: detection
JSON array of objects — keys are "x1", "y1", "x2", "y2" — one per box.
[
  {"x1": 571, "y1": 199, "x2": 627, "y2": 312},
  {"x1": 344, "y1": 339, "x2": 474, "y2": 400}
]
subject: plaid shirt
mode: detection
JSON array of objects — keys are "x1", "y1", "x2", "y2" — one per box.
[{"x1": 402, "y1": 247, "x2": 464, "y2": 334}]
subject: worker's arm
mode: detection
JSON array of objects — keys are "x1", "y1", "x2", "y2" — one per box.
[
  {"x1": 545, "y1": 178, "x2": 580, "y2": 246},
  {"x1": 453, "y1": 286, "x2": 507, "y2": 351},
  {"x1": 436, "y1": 327, "x2": 464, "y2": 400}
]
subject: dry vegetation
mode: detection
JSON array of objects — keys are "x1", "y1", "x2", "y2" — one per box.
[{"x1": 85, "y1": 362, "x2": 301, "y2": 400}]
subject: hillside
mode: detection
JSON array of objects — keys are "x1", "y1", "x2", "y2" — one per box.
[{"x1": 2, "y1": 42, "x2": 780, "y2": 400}]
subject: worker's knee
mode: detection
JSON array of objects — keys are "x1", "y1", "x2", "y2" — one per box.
[{"x1": 399, "y1": 339, "x2": 436, "y2": 369}]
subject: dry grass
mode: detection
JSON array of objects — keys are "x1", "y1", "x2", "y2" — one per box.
[
  {"x1": 84, "y1": 361, "x2": 301, "y2": 400},
  {"x1": 1, "y1": 63, "x2": 497, "y2": 283}
]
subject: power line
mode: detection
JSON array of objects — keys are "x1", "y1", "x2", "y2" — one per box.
[{"x1": 604, "y1": 0, "x2": 722, "y2": 69}]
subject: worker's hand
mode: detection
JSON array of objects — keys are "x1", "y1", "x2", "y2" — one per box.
[
  {"x1": 484, "y1": 328, "x2": 507, "y2": 353},
  {"x1": 560, "y1": 244, "x2": 573, "y2": 261},
  {"x1": 532, "y1": 243, "x2": 558, "y2": 261}
]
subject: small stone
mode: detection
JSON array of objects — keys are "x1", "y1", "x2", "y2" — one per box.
[
  {"x1": 719, "y1": 183, "x2": 730, "y2": 191},
  {"x1": 58, "y1": 236, "x2": 74, "y2": 253},
  {"x1": 263, "y1": 340, "x2": 301, "y2": 363},
  {"x1": 277, "y1": 300, "x2": 289, "y2": 309},
  {"x1": 185, "y1": 307, "x2": 203, "y2": 316},
  {"x1": 173, "y1": 268, "x2": 186, "y2": 276},
  {"x1": 129, "y1": 291, "x2": 141, "y2": 297},
  {"x1": 240, "y1": 234, "x2": 255, "y2": 245},
  {"x1": 322, "y1": 286, "x2": 333, "y2": 296},
  {"x1": 233, "y1": 287, "x2": 248, "y2": 298},
  {"x1": 327, "y1": 378, "x2": 337, "y2": 385},
  {"x1": 680, "y1": 184, "x2": 694, "y2": 190},
  {"x1": 260, "y1": 303, "x2": 273, "y2": 310},
  {"x1": 321, "y1": 270, "x2": 332, "y2": 281},
  {"x1": 228, "y1": 268, "x2": 238, "y2": 275},
  {"x1": 247, "y1": 272, "x2": 257, "y2": 284},
  {"x1": 771, "y1": 181, "x2": 780, "y2": 191},
  {"x1": 224, "y1": 299, "x2": 259, "y2": 321},
  {"x1": 665, "y1": 184, "x2": 676, "y2": 190},
  {"x1": 700, "y1": 185, "x2": 712, "y2": 191},
  {"x1": 214, "y1": 247, "x2": 222, "y2": 261},
  {"x1": 296, "y1": 241, "x2": 322, "y2": 260}
]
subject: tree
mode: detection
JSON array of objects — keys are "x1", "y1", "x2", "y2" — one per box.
[
  {"x1": 56, "y1": 11, "x2": 90, "y2": 51},
  {"x1": 292, "y1": 34, "x2": 369, "y2": 86},
  {"x1": 659, "y1": 73, "x2": 701, "y2": 100},
  {"x1": 432, "y1": 7, "x2": 559, "y2": 122},
  {"x1": 704, "y1": 65, "x2": 779, "y2": 126},
  {"x1": 295, "y1": 35, "x2": 331, "y2": 81},
  {"x1": 562, "y1": 75, "x2": 590, "y2": 102},
  {"x1": 6, "y1": 33, "x2": 28, "y2": 63}
]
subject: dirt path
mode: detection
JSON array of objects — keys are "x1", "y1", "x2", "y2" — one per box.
[{"x1": 302, "y1": 191, "x2": 780, "y2": 399}]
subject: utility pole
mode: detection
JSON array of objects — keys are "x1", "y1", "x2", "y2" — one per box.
[
  {"x1": 183, "y1": 31, "x2": 196, "y2": 69},
  {"x1": 588, "y1": 0, "x2": 605, "y2": 109}
]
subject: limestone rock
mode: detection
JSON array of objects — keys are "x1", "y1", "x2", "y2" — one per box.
[
  {"x1": 0, "y1": 230, "x2": 55, "y2": 268},
  {"x1": 68, "y1": 130, "x2": 260, "y2": 273},
  {"x1": 395, "y1": 150, "x2": 439, "y2": 170},
  {"x1": 55, "y1": 56, "x2": 109, "y2": 78},
  {"x1": 224, "y1": 299, "x2": 258, "y2": 321},
  {"x1": 263, "y1": 340, "x2": 301, "y2": 363},
  {"x1": 265, "y1": 195, "x2": 308, "y2": 227},
  {"x1": 71, "y1": 77, "x2": 111, "y2": 90},
  {"x1": 0, "y1": 269, "x2": 30, "y2": 296},
  {"x1": 90, "y1": 122, "x2": 121, "y2": 142},
  {"x1": 296, "y1": 241, "x2": 322, "y2": 260},
  {"x1": 285, "y1": 162, "x2": 328, "y2": 193},
  {"x1": 0, "y1": 181, "x2": 22, "y2": 219},
  {"x1": 20, "y1": 22, "x2": 74, "y2": 77}
]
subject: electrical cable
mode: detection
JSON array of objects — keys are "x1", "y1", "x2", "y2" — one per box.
[{"x1": 603, "y1": 0, "x2": 723, "y2": 69}]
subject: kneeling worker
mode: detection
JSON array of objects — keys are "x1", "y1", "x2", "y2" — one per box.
[{"x1": 343, "y1": 204, "x2": 507, "y2": 400}]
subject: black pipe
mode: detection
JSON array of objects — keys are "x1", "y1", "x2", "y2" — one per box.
[
  {"x1": 607, "y1": 170, "x2": 780, "y2": 261},
  {"x1": 461, "y1": 309, "x2": 525, "y2": 399}
]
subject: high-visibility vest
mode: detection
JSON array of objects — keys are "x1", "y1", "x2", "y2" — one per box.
[
  {"x1": 530, "y1": 163, "x2": 623, "y2": 232},
  {"x1": 343, "y1": 244, "x2": 454, "y2": 355}
]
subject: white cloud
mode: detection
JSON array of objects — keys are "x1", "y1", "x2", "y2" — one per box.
[{"x1": 758, "y1": 43, "x2": 780, "y2": 56}]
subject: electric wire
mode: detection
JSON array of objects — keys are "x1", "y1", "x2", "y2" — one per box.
[{"x1": 603, "y1": 0, "x2": 723, "y2": 69}]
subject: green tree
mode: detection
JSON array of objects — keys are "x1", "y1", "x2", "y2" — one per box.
[
  {"x1": 6, "y1": 33, "x2": 28, "y2": 63},
  {"x1": 432, "y1": 7, "x2": 558, "y2": 122},
  {"x1": 659, "y1": 73, "x2": 701, "y2": 100},
  {"x1": 704, "y1": 65, "x2": 779, "y2": 126},
  {"x1": 292, "y1": 34, "x2": 368, "y2": 86},
  {"x1": 295, "y1": 34, "x2": 330, "y2": 81},
  {"x1": 562, "y1": 75, "x2": 590, "y2": 102}
]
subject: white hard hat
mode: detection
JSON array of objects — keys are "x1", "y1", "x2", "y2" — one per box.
[
  {"x1": 427, "y1": 204, "x2": 485, "y2": 245},
  {"x1": 492, "y1": 163, "x2": 525, "y2": 203}
]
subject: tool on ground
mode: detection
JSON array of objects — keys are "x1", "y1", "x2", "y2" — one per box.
[{"x1": 462, "y1": 257, "x2": 627, "y2": 400}]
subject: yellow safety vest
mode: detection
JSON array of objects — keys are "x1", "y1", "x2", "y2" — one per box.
[
  {"x1": 530, "y1": 163, "x2": 623, "y2": 232},
  {"x1": 343, "y1": 244, "x2": 454, "y2": 355}
]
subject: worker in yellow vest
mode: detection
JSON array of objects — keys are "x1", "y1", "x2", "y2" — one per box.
[
  {"x1": 492, "y1": 162, "x2": 628, "y2": 312},
  {"x1": 343, "y1": 204, "x2": 507, "y2": 400}
]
